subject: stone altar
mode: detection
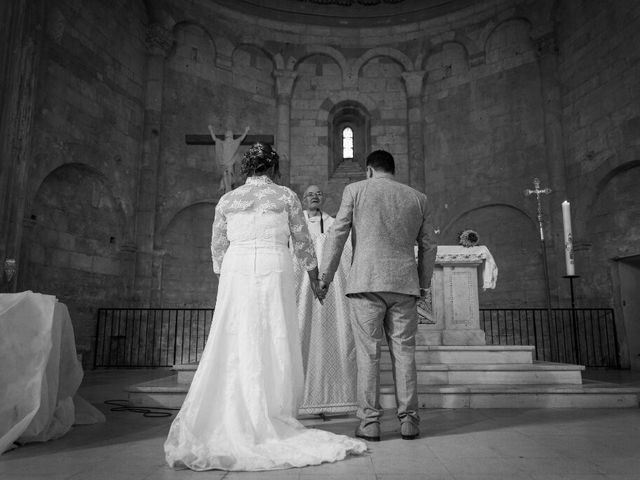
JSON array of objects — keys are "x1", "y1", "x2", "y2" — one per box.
[{"x1": 419, "y1": 245, "x2": 498, "y2": 346}]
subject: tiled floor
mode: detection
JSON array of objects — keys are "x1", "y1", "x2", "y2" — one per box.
[{"x1": 1, "y1": 369, "x2": 640, "y2": 480}]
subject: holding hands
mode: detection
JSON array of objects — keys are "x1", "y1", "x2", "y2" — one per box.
[
  {"x1": 307, "y1": 268, "x2": 326, "y2": 304},
  {"x1": 318, "y1": 280, "x2": 330, "y2": 300}
]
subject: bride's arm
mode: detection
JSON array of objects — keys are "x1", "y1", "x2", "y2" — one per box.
[
  {"x1": 211, "y1": 203, "x2": 230, "y2": 275},
  {"x1": 286, "y1": 189, "x2": 317, "y2": 271},
  {"x1": 285, "y1": 189, "x2": 324, "y2": 302}
]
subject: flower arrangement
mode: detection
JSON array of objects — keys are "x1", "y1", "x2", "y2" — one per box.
[{"x1": 457, "y1": 229, "x2": 479, "y2": 248}]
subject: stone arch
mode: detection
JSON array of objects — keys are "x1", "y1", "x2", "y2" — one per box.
[
  {"x1": 292, "y1": 51, "x2": 344, "y2": 94},
  {"x1": 295, "y1": 45, "x2": 348, "y2": 78},
  {"x1": 170, "y1": 21, "x2": 216, "y2": 65},
  {"x1": 157, "y1": 186, "x2": 220, "y2": 240},
  {"x1": 231, "y1": 43, "x2": 277, "y2": 97},
  {"x1": 157, "y1": 201, "x2": 218, "y2": 307},
  {"x1": 353, "y1": 47, "x2": 413, "y2": 77},
  {"x1": 22, "y1": 163, "x2": 129, "y2": 357},
  {"x1": 327, "y1": 100, "x2": 372, "y2": 176},
  {"x1": 232, "y1": 42, "x2": 278, "y2": 71},
  {"x1": 583, "y1": 160, "x2": 640, "y2": 305},
  {"x1": 442, "y1": 203, "x2": 546, "y2": 308},
  {"x1": 587, "y1": 159, "x2": 640, "y2": 216},
  {"x1": 314, "y1": 92, "x2": 380, "y2": 123},
  {"x1": 423, "y1": 41, "x2": 469, "y2": 83},
  {"x1": 484, "y1": 18, "x2": 534, "y2": 64},
  {"x1": 26, "y1": 157, "x2": 135, "y2": 232},
  {"x1": 442, "y1": 203, "x2": 537, "y2": 235}
]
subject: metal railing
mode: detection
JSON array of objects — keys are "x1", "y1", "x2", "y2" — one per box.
[
  {"x1": 480, "y1": 308, "x2": 620, "y2": 368},
  {"x1": 94, "y1": 308, "x2": 214, "y2": 367},
  {"x1": 94, "y1": 307, "x2": 620, "y2": 369}
]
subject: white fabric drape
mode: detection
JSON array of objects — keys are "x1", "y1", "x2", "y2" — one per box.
[{"x1": 0, "y1": 291, "x2": 104, "y2": 455}]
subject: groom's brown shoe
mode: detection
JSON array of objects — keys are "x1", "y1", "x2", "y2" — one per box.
[
  {"x1": 400, "y1": 422, "x2": 420, "y2": 440},
  {"x1": 355, "y1": 422, "x2": 381, "y2": 442}
]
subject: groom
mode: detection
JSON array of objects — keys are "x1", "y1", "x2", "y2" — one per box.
[{"x1": 319, "y1": 149, "x2": 438, "y2": 441}]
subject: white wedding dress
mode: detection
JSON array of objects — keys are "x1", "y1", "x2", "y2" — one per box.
[{"x1": 164, "y1": 176, "x2": 366, "y2": 471}]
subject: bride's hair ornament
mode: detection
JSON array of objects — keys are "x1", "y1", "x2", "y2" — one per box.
[{"x1": 240, "y1": 142, "x2": 280, "y2": 175}]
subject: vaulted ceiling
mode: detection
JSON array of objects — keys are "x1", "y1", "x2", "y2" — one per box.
[{"x1": 212, "y1": 0, "x2": 478, "y2": 26}]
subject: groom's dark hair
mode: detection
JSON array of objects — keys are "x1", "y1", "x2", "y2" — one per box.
[{"x1": 366, "y1": 150, "x2": 395, "y2": 174}]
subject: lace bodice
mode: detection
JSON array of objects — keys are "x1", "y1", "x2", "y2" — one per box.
[{"x1": 211, "y1": 176, "x2": 317, "y2": 273}]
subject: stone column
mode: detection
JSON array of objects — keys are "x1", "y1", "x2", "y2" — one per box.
[
  {"x1": 132, "y1": 23, "x2": 173, "y2": 305},
  {"x1": 150, "y1": 248, "x2": 167, "y2": 306},
  {"x1": 535, "y1": 31, "x2": 564, "y2": 304},
  {"x1": 0, "y1": 0, "x2": 46, "y2": 292},
  {"x1": 273, "y1": 69, "x2": 297, "y2": 187},
  {"x1": 401, "y1": 70, "x2": 426, "y2": 192}
]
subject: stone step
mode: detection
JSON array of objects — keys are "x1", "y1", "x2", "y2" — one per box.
[
  {"x1": 126, "y1": 375, "x2": 640, "y2": 410},
  {"x1": 380, "y1": 362, "x2": 585, "y2": 385},
  {"x1": 172, "y1": 363, "x2": 197, "y2": 384},
  {"x1": 381, "y1": 383, "x2": 640, "y2": 409},
  {"x1": 172, "y1": 345, "x2": 538, "y2": 384},
  {"x1": 382, "y1": 345, "x2": 536, "y2": 365}
]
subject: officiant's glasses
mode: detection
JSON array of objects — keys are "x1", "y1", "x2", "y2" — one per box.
[{"x1": 304, "y1": 191, "x2": 323, "y2": 198}]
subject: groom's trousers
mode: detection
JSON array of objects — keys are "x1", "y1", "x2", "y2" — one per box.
[{"x1": 348, "y1": 292, "x2": 420, "y2": 427}]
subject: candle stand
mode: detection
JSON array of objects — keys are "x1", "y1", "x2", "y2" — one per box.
[{"x1": 563, "y1": 274, "x2": 581, "y2": 364}]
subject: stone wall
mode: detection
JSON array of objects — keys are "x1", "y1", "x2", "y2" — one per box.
[
  {"x1": 558, "y1": 0, "x2": 640, "y2": 307},
  {"x1": 3, "y1": 0, "x2": 640, "y2": 364},
  {"x1": 15, "y1": 0, "x2": 148, "y2": 362}
]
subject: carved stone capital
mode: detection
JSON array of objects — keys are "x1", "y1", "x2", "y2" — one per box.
[
  {"x1": 401, "y1": 70, "x2": 426, "y2": 98},
  {"x1": 145, "y1": 23, "x2": 174, "y2": 57},
  {"x1": 534, "y1": 32, "x2": 559, "y2": 57},
  {"x1": 273, "y1": 69, "x2": 298, "y2": 99}
]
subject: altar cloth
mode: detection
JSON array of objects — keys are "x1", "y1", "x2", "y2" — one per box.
[{"x1": 0, "y1": 291, "x2": 105, "y2": 455}]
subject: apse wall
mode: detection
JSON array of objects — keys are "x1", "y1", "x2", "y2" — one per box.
[
  {"x1": 18, "y1": 0, "x2": 148, "y2": 362},
  {"x1": 163, "y1": 0, "x2": 560, "y2": 308},
  {"x1": 5, "y1": 0, "x2": 639, "y2": 365},
  {"x1": 557, "y1": 1, "x2": 640, "y2": 308}
]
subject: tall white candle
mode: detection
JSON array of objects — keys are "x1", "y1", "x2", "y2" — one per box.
[{"x1": 562, "y1": 201, "x2": 575, "y2": 276}]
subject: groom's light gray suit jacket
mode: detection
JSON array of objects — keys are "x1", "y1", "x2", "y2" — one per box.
[{"x1": 320, "y1": 176, "x2": 438, "y2": 297}]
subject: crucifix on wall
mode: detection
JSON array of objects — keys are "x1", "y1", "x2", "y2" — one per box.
[{"x1": 185, "y1": 127, "x2": 274, "y2": 193}]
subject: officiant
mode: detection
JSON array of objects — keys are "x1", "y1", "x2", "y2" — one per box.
[{"x1": 293, "y1": 185, "x2": 357, "y2": 415}]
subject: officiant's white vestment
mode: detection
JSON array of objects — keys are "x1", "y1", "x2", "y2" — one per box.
[{"x1": 294, "y1": 211, "x2": 357, "y2": 414}]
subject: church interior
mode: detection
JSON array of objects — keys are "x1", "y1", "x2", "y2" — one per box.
[{"x1": 1, "y1": 0, "x2": 640, "y2": 478}]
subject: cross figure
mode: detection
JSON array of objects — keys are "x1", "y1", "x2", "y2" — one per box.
[
  {"x1": 185, "y1": 133, "x2": 274, "y2": 146},
  {"x1": 524, "y1": 177, "x2": 552, "y2": 241},
  {"x1": 185, "y1": 128, "x2": 275, "y2": 193}
]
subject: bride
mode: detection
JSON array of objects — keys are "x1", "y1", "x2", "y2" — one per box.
[{"x1": 164, "y1": 142, "x2": 366, "y2": 471}]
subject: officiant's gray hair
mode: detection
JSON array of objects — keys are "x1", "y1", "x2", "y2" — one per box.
[{"x1": 366, "y1": 150, "x2": 395, "y2": 174}]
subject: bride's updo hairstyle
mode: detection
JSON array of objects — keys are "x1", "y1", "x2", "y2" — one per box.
[{"x1": 240, "y1": 142, "x2": 280, "y2": 177}]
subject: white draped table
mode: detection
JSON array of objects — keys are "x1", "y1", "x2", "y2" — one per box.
[{"x1": 0, "y1": 291, "x2": 104, "y2": 454}]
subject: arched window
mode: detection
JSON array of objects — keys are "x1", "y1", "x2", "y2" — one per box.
[
  {"x1": 328, "y1": 101, "x2": 370, "y2": 179},
  {"x1": 342, "y1": 127, "x2": 354, "y2": 159}
]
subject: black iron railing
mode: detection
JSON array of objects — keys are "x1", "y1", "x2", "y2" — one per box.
[
  {"x1": 480, "y1": 308, "x2": 620, "y2": 368},
  {"x1": 94, "y1": 307, "x2": 620, "y2": 369},
  {"x1": 94, "y1": 308, "x2": 214, "y2": 367}
]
